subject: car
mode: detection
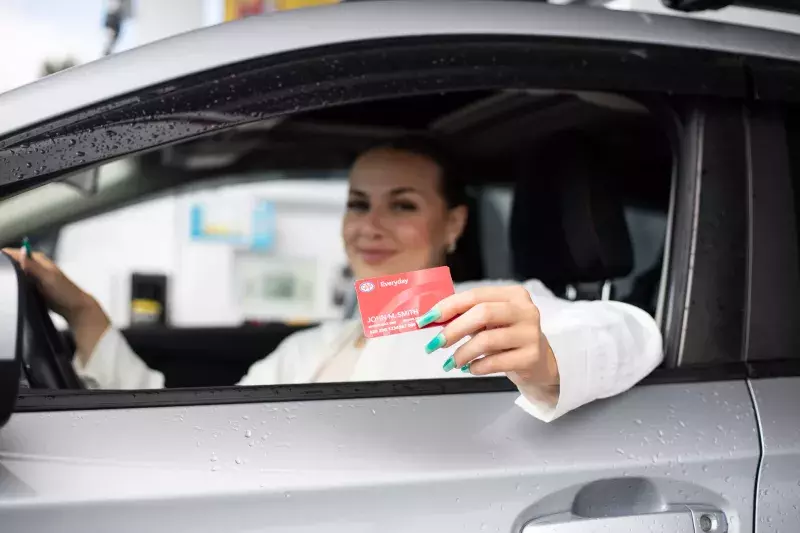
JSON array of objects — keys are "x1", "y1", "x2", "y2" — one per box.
[{"x1": 0, "y1": 1, "x2": 799, "y2": 532}]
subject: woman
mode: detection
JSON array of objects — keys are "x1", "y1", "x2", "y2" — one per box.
[{"x1": 4, "y1": 137, "x2": 663, "y2": 422}]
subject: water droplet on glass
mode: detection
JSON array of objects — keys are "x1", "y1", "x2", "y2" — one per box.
[
  {"x1": 616, "y1": 448, "x2": 625, "y2": 455},
  {"x1": 75, "y1": 151, "x2": 85, "y2": 157},
  {"x1": 245, "y1": 430, "x2": 252, "y2": 438},
  {"x1": 235, "y1": 457, "x2": 243, "y2": 465},
  {"x1": 211, "y1": 465, "x2": 220, "y2": 472},
  {"x1": 210, "y1": 453, "x2": 217, "y2": 462},
  {"x1": 634, "y1": 419, "x2": 642, "y2": 425}
]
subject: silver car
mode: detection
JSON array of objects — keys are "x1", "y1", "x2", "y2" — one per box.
[{"x1": 0, "y1": 1, "x2": 798, "y2": 532}]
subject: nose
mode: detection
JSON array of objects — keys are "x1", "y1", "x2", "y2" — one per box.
[{"x1": 362, "y1": 206, "x2": 387, "y2": 238}]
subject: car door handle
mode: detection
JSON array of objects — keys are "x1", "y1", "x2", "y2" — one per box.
[{"x1": 522, "y1": 505, "x2": 727, "y2": 533}]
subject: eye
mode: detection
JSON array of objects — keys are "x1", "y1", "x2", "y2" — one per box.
[
  {"x1": 347, "y1": 199, "x2": 369, "y2": 213},
  {"x1": 391, "y1": 200, "x2": 418, "y2": 212}
]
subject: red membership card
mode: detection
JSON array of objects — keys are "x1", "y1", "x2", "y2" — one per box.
[{"x1": 354, "y1": 266, "x2": 455, "y2": 339}]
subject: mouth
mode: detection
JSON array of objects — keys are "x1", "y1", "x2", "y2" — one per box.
[{"x1": 356, "y1": 248, "x2": 396, "y2": 265}]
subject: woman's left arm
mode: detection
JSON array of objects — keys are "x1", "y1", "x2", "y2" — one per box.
[{"x1": 416, "y1": 285, "x2": 663, "y2": 422}]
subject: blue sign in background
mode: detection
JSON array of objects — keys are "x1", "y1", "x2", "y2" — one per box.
[{"x1": 190, "y1": 200, "x2": 275, "y2": 251}]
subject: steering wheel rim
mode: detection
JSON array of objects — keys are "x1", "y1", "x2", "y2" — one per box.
[{"x1": 19, "y1": 270, "x2": 84, "y2": 390}]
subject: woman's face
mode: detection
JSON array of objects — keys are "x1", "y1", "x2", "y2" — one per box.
[{"x1": 342, "y1": 148, "x2": 467, "y2": 281}]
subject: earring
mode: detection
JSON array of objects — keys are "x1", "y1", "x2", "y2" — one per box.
[{"x1": 447, "y1": 241, "x2": 457, "y2": 254}]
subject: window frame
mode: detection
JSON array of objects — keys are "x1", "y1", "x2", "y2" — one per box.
[
  {"x1": 2, "y1": 34, "x2": 757, "y2": 412},
  {"x1": 743, "y1": 102, "x2": 800, "y2": 367}
]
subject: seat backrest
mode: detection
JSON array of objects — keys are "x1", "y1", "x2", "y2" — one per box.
[{"x1": 510, "y1": 132, "x2": 634, "y2": 298}]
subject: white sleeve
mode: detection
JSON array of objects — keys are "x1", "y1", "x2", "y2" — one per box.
[
  {"x1": 236, "y1": 329, "x2": 307, "y2": 386},
  {"x1": 73, "y1": 327, "x2": 165, "y2": 390},
  {"x1": 237, "y1": 323, "x2": 352, "y2": 386},
  {"x1": 513, "y1": 298, "x2": 663, "y2": 422}
]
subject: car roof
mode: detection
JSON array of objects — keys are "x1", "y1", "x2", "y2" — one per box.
[{"x1": 1, "y1": 0, "x2": 800, "y2": 139}]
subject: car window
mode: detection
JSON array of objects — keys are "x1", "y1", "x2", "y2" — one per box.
[{"x1": 5, "y1": 89, "x2": 675, "y2": 391}]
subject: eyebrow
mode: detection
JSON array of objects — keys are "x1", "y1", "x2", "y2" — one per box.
[
  {"x1": 389, "y1": 187, "x2": 418, "y2": 196},
  {"x1": 348, "y1": 187, "x2": 420, "y2": 197}
]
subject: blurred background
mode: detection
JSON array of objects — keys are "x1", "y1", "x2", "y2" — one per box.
[{"x1": 0, "y1": 0, "x2": 343, "y2": 94}]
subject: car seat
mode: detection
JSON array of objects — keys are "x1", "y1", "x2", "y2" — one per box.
[{"x1": 510, "y1": 132, "x2": 635, "y2": 301}]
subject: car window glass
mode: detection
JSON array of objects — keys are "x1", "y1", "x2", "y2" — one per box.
[{"x1": 8, "y1": 89, "x2": 675, "y2": 390}]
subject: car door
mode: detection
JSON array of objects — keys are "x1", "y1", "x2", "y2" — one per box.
[
  {"x1": 0, "y1": 2, "x2": 791, "y2": 532},
  {"x1": 744, "y1": 97, "x2": 800, "y2": 531}
]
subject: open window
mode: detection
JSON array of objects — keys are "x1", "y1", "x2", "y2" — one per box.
[{"x1": 1, "y1": 88, "x2": 676, "y2": 389}]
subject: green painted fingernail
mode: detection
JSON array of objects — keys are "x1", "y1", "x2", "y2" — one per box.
[
  {"x1": 443, "y1": 355, "x2": 456, "y2": 372},
  {"x1": 425, "y1": 333, "x2": 446, "y2": 354},
  {"x1": 460, "y1": 364, "x2": 470, "y2": 373},
  {"x1": 416, "y1": 307, "x2": 442, "y2": 328}
]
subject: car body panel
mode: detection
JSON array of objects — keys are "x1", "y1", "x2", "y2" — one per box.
[
  {"x1": 750, "y1": 377, "x2": 800, "y2": 532},
  {"x1": 0, "y1": 382, "x2": 758, "y2": 531},
  {"x1": 1, "y1": 0, "x2": 800, "y2": 138}
]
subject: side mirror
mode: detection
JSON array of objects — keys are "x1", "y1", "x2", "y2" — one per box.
[{"x1": 0, "y1": 252, "x2": 22, "y2": 429}]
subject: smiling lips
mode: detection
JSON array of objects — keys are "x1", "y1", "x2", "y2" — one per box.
[{"x1": 357, "y1": 248, "x2": 396, "y2": 265}]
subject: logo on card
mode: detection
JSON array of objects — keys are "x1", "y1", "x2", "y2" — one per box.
[{"x1": 359, "y1": 281, "x2": 375, "y2": 293}]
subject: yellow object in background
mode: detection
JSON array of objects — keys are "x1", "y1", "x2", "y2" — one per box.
[
  {"x1": 131, "y1": 299, "x2": 162, "y2": 316},
  {"x1": 226, "y1": 0, "x2": 340, "y2": 20},
  {"x1": 275, "y1": 0, "x2": 340, "y2": 10},
  {"x1": 225, "y1": 0, "x2": 265, "y2": 21}
]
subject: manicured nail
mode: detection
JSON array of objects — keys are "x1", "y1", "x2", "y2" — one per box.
[
  {"x1": 460, "y1": 364, "x2": 470, "y2": 373},
  {"x1": 416, "y1": 307, "x2": 442, "y2": 328},
  {"x1": 443, "y1": 355, "x2": 456, "y2": 372},
  {"x1": 425, "y1": 333, "x2": 446, "y2": 354}
]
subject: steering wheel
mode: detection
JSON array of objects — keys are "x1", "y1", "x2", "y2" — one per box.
[{"x1": 18, "y1": 268, "x2": 84, "y2": 390}]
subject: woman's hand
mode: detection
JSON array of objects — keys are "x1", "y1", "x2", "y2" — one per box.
[
  {"x1": 2, "y1": 247, "x2": 110, "y2": 363},
  {"x1": 416, "y1": 285, "x2": 559, "y2": 387}
]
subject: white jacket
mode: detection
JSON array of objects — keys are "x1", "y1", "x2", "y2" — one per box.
[{"x1": 74, "y1": 279, "x2": 663, "y2": 422}]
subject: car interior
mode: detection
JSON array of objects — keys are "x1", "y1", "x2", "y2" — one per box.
[{"x1": 1, "y1": 89, "x2": 675, "y2": 389}]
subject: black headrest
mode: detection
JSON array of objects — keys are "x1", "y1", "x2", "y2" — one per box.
[{"x1": 510, "y1": 133, "x2": 633, "y2": 287}]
